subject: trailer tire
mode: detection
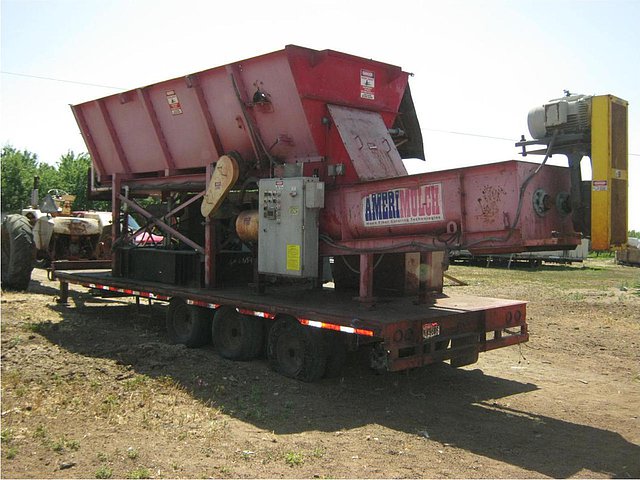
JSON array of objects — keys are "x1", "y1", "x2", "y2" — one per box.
[
  {"x1": 166, "y1": 298, "x2": 212, "y2": 348},
  {"x1": 1, "y1": 214, "x2": 35, "y2": 291},
  {"x1": 212, "y1": 306, "x2": 264, "y2": 360},
  {"x1": 267, "y1": 317, "x2": 327, "y2": 382}
]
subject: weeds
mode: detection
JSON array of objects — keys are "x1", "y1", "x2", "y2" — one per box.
[
  {"x1": 68, "y1": 439, "x2": 81, "y2": 451},
  {"x1": 95, "y1": 466, "x2": 113, "y2": 479},
  {"x1": 311, "y1": 446, "x2": 326, "y2": 458},
  {"x1": 50, "y1": 436, "x2": 80, "y2": 453},
  {"x1": 127, "y1": 447, "x2": 138, "y2": 460},
  {"x1": 22, "y1": 322, "x2": 45, "y2": 333},
  {"x1": 124, "y1": 375, "x2": 149, "y2": 390},
  {"x1": 97, "y1": 452, "x2": 109, "y2": 462},
  {"x1": 101, "y1": 394, "x2": 120, "y2": 415},
  {"x1": 33, "y1": 424, "x2": 47, "y2": 440},
  {"x1": 5, "y1": 336, "x2": 22, "y2": 349},
  {"x1": 51, "y1": 438, "x2": 65, "y2": 452},
  {"x1": 126, "y1": 467, "x2": 151, "y2": 479},
  {"x1": 6, "y1": 446, "x2": 18, "y2": 459},
  {"x1": 567, "y1": 292, "x2": 586, "y2": 301},
  {"x1": 284, "y1": 450, "x2": 304, "y2": 466},
  {"x1": 15, "y1": 385, "x2": 27, "y2": 397},
  {"x1": 1, "y1": 428, "x2": 13, "y2": 443}
]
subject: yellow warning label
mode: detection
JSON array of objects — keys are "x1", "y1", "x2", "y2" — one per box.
[{"x1": 286, "y1": 244, "x2": 301, "y2": 271}]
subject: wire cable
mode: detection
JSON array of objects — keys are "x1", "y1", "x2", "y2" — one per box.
[{"x1": 1, "y1": 71, "x2": 126, "y2": 90}]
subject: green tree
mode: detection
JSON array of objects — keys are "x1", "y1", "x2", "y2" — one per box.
[
  {"x1": 1, "y1": 146, "x2": 39, "y2": 213},
  {"x1": 56, "y1": 151, "x2": 92, "y2": 209},
  {"x1": 2, "y1": 146, "x2": 109, "y2": 214},
  {"x1": 35, "y1": 162, "x2": 59, "y2": 204}
]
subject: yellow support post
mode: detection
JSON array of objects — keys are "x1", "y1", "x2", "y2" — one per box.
[{"x1": 590, "y1": 95, "x2": 628, "y2": 250}]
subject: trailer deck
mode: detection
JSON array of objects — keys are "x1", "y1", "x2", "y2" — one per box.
[{"x1": 55, "y1": 270, "x2": 528, "y2": 372}]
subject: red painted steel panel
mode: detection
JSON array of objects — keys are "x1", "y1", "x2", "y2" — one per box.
[
  {"x1": 72, "y1": 46, "x2": 410, "y2": 183},
  {"x1": 320, "y1": 160, "x2": 580, "y2": 253},
  {"x1": 328, "y1": 105, "x2": 407, "y2": 181}
]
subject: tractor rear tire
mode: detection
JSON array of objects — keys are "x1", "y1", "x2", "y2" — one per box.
[
  {"x1": 166, "y1": 298, "x2": 212, "y2": 348},
  {"x1": 1, "y1": 214, "x2": 35, "y2": 291},
  {"x1": 212, "y1": 306, "x2": 264, "y2": 360}
]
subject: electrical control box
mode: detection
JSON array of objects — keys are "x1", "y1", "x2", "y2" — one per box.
[{"x1": 258, "y1": 177, "x2": 325, "y2": 278}]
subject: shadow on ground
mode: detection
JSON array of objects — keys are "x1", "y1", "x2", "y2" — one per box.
[{"x1": 36, "y1": 288, "x2": 640, "y2": 479}]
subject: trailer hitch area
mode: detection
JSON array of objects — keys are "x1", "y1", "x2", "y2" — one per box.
[{"x1": 369, "y1": 343, "x2": 389, "y2": 372}]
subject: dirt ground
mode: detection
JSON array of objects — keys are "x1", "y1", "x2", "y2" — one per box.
[{"x1": 1, "y1": 258, "x2": 639, "y2": 479}]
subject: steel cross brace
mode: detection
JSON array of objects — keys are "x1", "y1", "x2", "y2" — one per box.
[{"x1": 118, "y1": 194, "x2": 204, "y2": 254}]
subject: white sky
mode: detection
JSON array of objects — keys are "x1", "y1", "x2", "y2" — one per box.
[{"x1": 1, "y1": 0, "x2": 638, "y2": 229}]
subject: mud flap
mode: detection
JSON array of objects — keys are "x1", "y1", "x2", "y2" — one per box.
[{"x1": 450, "y1": 334, "x2": 480, "y2": 368}]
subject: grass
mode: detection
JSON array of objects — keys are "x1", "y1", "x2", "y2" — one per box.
[
  {"x1": 127, "y1": 447, "x2": 139, "y2": 459},
  {"x1": 22, "y1": 321, "x2": 46, "y2": 333},
  {"x1": 101, "y1": 394, "x2": 120, "y2": 415},
  {"x1": 5, "y1": 336, "x2": 22, "y2": 349},
  {"x1": 124, "y1": 375, "x2": 149, "y2": 390},
  {"x1": 447, "y1": 258, "x2": 640, "y2": 296}
]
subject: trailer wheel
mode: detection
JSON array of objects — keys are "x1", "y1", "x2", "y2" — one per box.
[
  {"x1": 212, "y1": 306, "x2": 264, "y2": 360},
  {"x1": 1, "y1": 214, "x2": 35, "y2": 291},
  {"x1": 267, "y1": 317, "x2": 327, "y2": 382},
  {"x1": 166, "y1": 298, "x2": 212, "y2": 348}
]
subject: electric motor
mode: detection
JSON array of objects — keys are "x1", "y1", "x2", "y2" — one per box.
[{"x1": 527, "y1": 94, "x2": 592, "y2": 140}]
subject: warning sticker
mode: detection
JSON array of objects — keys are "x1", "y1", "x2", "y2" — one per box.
[
  {"x1": 166, "y1": 90, "x2": 183, "y2": 115},
  {"x1": 286, "y1": 244, "x2": 301, "y2": 271},
  {"x1": 592, "y1": 180, "x2": 608, "y2": 192},
  {"x1": 360, "y1": 69, "x2": 375, "y2": 100}
]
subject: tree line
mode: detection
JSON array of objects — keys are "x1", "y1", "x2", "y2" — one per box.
[{"x1": 1, "y1": 145, "x2": 108, "y2": 213}]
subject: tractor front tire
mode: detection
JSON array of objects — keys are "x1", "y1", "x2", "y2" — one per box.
[{"x1": 1, "y1": 214, "x2": 35, "y2": 291}]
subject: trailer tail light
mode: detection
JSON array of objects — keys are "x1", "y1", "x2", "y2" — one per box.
[{"x1": 422, "y1": 322, "x2": 440, "y2": 340}]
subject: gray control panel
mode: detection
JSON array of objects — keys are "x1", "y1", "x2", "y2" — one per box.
[{"x1": 258, "y1": 177, "x2": 324, "y2": 278}]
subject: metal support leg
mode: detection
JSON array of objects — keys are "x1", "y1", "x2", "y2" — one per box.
[
  {"x1": 57, "y1": 281, "x2": 69, "y2": 305},
  {"x1": 418, "y1": 251, "x2": 445, "y2": 304},
  {"x1": 356, "y1": 253, "x2": 375, "y2": 305},
  {"x1": 111, "y1": 174, "x2": 122, "y2": 275}
]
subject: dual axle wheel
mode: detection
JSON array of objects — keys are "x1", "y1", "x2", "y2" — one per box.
[{"x1": 165, "y1": 298, "x2": 346, "y2": 381}]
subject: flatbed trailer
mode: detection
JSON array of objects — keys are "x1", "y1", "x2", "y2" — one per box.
[{"x1": 56, "y1": 269, "x2": 527, "y2": 375}]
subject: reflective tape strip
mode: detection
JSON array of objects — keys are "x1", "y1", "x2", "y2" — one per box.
[
  {"x1": 83, "y1": 283, "x2": 170, "y2": 301},
  {"x1": 299, "y1": 318, "x2": 374, "y2": 337},
  {"x1": 237, "y1": 308, "x2": 276, "y2": 319},
  {"x1": 187, "y1": 299, "x2": 221, "y2": 309},
  {"x1": 80, "y1": 282, "x2": 373, "y2": 337}
]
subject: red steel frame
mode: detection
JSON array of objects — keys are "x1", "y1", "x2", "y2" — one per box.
[{"x1": 55, "y1": 269, "x2": 528, "y2": 372}]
